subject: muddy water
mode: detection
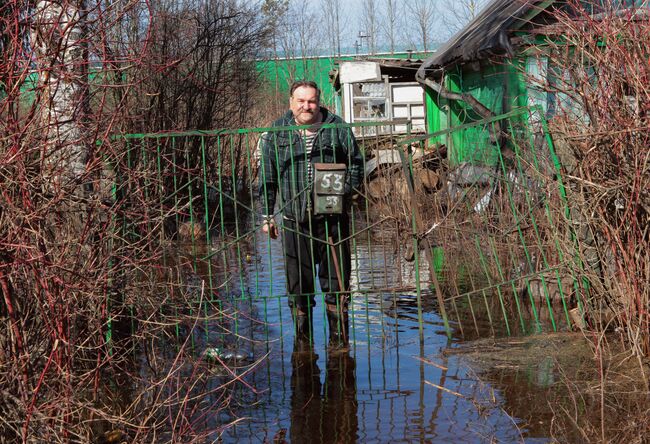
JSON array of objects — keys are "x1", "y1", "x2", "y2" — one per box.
[{"x1": 203, "y1": 226, "x2": 555, "y2": 443}]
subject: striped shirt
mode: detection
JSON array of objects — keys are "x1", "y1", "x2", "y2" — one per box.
[
  {"x1": 304, "y1": 131, "x2": 316, "y2": 188},
  {"x1": 304, "y1": 131, "x2": 316, "y2": 213}
]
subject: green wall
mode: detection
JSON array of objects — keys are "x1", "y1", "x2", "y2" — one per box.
[
  {"x1": 257, "y1": 52, "x2": 432, "y2": 114},
  {"x1": 257, "y1": 56, "x2": 343, "y2": 110},
  {"x1": 425, "y1": 58, "x2": 527, "y2": 167}
]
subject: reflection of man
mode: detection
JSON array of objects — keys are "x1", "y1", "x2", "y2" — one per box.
[
  {"x1": 259, "y1": 80, "x2": 364, "y2": 347},
  {"x1": 290, "y1": 349, "x2": 358, "y2": 443}
]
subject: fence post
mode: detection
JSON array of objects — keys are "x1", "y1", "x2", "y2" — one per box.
[{"x1": 396, "y1": 143, "x2": 451, "y2": 337}]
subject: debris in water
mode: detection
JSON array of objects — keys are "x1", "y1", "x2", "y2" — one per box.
[{"x1": 204, "y1": 347, "x2": 253, "y2": 363}]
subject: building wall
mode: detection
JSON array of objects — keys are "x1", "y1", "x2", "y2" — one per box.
[
  {"x1": 257, "y1": 56, "x2": 343, "y2": 111},
  {"x1": 257, "y1": 52, "x2": 432, "y2": 114},
  {"x1": 425, "y1": 58, "x2": 527, "y2": 167}
]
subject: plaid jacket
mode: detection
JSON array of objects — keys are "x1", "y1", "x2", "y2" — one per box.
[{"x1": 259, "y1": 108, "x2": 364, "y2": 223}]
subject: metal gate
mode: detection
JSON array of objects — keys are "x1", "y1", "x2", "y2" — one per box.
[{"x1": 103, "y1": 107, "x2": 584, "y2": 348}]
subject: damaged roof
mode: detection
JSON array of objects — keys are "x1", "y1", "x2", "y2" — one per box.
[
  {"x1": 330, "y1": 57, "x2": 426, "y2": 91},
  {"x1": 417, "y1": 0, "x2": 555, "y2": 78}
]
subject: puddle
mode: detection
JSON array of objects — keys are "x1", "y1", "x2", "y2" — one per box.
[
  {"x1": 203, "y1": 226, "x2": 551, "y2": 443},
  {"x1": 112, "y1": 215, "x2": 645, "y2": 443}
]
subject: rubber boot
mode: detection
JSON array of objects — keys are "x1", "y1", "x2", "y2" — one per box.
[
  {"x1": 292, "y1": 332, "x2": 315, "y2": 357},
  {"x1": 326, "y1": 306, "x2": 349, "y2": 350},
  {"x1": 292, "y1": 306, "x2": 313, "y2": 342}
]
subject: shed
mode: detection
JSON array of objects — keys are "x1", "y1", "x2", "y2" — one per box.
[
  {"x1": 415, "y1": 0, "x2": 562, "y2": 166},
  {"x1": 330, "y1": 58, "x2": 429, "y2": 137},
  {"x1": 415, "y1": 0, "x2": 650, "y2": 167}
]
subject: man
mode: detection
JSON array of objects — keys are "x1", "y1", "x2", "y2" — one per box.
[{"x1": 259, "y1": 80, "x2": 364, "y2": 348}]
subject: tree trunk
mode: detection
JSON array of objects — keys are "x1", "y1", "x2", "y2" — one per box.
[{"x1": 31, "y1": 0, "x2": 89, "y2": 188}]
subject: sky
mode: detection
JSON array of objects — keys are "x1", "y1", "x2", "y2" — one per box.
[{"x1": 285, "y1": 0, "x2": 491, "y2": 57}]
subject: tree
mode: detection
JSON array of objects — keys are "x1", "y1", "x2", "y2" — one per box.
[
  {"x1": 31, "y1": 0, "x2": 89, "y2": 185},
  {"x1": 361, "y1": 0, "x2": 380, "y2": 54},
  {"x1": 442, "y1": 0, "x2": 489, "y2": 36},
  {"x1": 1, "y1": 0, "x2": 272, "y2": 440},
  {"x1": 406, "y1": 0, "x2": 437, "y2": 52},
  {"x1": 134, "y1": 0, "x2": 269, "y2": 131},
  {"x1": 265, "y1": 0, "x2": 320, "y2": 61},
  {"x1": 321, "y1": 0, "x2": 345, "y2": 55},
  {"x1": 261, "y1": 0, "x2": 290, "y2": 58},
  {"x1": 293, "y1": 1, "x2": 320, "y2": 60},
  {"x1": 381, "y1": 0, "x2": 401, "y2": 54}
]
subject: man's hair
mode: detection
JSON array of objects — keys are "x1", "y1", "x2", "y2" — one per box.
[{"x1": 289, "y1": 80, "x2": 320, "y2": 100}]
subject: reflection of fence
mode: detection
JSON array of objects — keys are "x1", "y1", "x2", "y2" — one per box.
[{"x1": 106, "y1": 107, "x2": 583, "y2": 343}]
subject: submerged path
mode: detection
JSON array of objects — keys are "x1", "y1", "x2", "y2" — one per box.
[{"x1": 212, "y1": 229, "x2": 545, "y2": 443}]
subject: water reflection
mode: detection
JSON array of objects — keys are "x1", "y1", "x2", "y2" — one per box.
[
  {"x1": 290, "y1": 341, "x2": 358, "y2": 443},
  {"x1": 210, "y1": 224, "x2": 530, "y2": 443},
  {"x1": 163, "y1": 212, "x2": 566, "y2": 443}
]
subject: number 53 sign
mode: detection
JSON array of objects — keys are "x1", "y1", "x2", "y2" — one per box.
[{"x1": 313, "y1": 163, "x2": 347, "y2": 215}]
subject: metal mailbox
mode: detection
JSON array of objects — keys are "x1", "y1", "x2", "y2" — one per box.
[{"x1": 312, "y1": 163, "x2": 347, "y2": 215}]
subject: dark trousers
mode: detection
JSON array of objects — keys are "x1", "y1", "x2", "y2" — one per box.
[{"x1": 282, "y1": 215, "x2": 351, "y2": 312}]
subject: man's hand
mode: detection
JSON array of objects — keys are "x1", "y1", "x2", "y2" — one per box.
[{"x1": 262, "y1": 220, "x2": 279, "y2": 239}]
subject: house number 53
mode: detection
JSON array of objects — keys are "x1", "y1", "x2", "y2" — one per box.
[{"x1": 321, "y1": 173, "x2": 344, "y2": 192}]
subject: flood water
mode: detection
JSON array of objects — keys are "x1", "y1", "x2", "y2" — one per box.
[{"x1": 195, "y1": 222, "x2": 555, "y2": 443}]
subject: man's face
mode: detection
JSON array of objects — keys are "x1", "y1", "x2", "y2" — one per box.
[{"x1": 290, "y1": 86, "x2": 320, "y2": 125}]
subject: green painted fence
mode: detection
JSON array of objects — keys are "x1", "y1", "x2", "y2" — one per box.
[{"x1": 103, "y1": 106, "x2": 585, "y2": 347}]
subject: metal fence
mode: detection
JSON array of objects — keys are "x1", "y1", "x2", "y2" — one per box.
[{"x1": 104, "y1": 107, "x2": 584, "y2": 347}]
